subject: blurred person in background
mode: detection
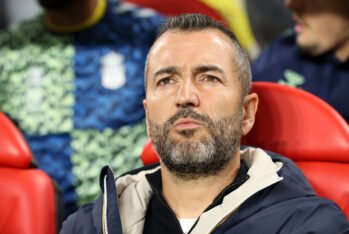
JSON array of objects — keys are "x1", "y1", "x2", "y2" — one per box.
[
  {"x1": 0, "y1": 0, "x2": 163, "y2": 216},
  {"x1": 252, "y1": 0, "x2": 349, "y2": 122}
]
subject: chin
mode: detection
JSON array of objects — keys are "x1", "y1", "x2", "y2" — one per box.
[
  {"x1": 297, "y1": 41, "x2": 321, "y2": 57},
  {"x1": 296, "y1": 34, "x2": 330, "y2": 57}
]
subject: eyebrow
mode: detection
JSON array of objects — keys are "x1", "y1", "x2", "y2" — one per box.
[
  {"x1": 154, "y1": 66, "x2": 179, "y2": 77},
  {"x1": 154, "y1": 65, "x2": 224, "y2": 77},
  {"x1": 193, "y1": 65, "x2": 224, "y2": 75}
]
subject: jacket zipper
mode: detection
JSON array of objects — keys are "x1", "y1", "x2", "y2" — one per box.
[
  {"x1": 188, "y1": 174, "x2": 249, "y2": 233},
  {"x1": 207, "y1": 206, "x2": 239, "y2": 234},
  {"x1": 103, "y1": 175, "x2": 109, "y2": 234},
  {"x1": 207, "y1": 178, "x2": 283, "y2": 233},
  {"x1": 150, "y1": 184, "x2": 185, "y2": 233}
]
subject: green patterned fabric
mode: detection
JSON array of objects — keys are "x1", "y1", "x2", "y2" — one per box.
[
  {"x1": 0, "y1": 18, "x2": 74, "y2": 135},
  {"x1": 71, "y1": 121, "x2": 147, "y2": 205}
]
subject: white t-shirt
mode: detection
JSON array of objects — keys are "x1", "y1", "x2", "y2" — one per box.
[{"x1": 178, "y1": 218, "x2": 197, "y2": 234}]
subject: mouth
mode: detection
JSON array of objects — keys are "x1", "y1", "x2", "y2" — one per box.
[
  {"x1": 173, "y1": 118, "x2": 202, "y2": 131},
  {"x1": 294, "y1": 23, "x2": 304, "y2": 33},
  {"x1": 293, "y1": 16, "x2": 306, "y2": 33}
]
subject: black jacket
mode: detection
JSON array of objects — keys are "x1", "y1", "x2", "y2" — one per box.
[{"x1": 61, "y1": 148, "x2": 349, "y2": 233}]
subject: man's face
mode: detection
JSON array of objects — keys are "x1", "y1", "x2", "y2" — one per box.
[
  {"x1": 38, "y1": 0, "x2": 74, "y2": 10},
  {"x1": 285, "y1": 0, "x2": 349, "y2": 56},
  {"x1": 144, "y1": 30, "x2": 245, "y2": 180}
]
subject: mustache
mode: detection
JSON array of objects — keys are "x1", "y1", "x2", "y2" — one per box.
[{"x1": 164, "y1": 108, "x2": 214, "y2": 130}]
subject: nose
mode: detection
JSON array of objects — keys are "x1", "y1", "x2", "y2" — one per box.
[
  {"x1": 285, "y1": 0, "x2": 303, "y2": 11},
  {"x1": 176, "y1": 78, "x2": 200, "y2": 108}
]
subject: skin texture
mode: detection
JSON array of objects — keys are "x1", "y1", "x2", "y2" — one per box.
[
  {"x1": 285, "y1": 0, "x2": 349, "y2": 61},
  {"x1": 143, "y1": 29, "x2": 258, "y2": 218}
]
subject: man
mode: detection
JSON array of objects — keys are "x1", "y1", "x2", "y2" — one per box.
[
  {"x1": 0, "y1": 0, "x2": 162, "y2": 215},
  {"x1": 252, "y1": 0, "x2": 349, "y2": 122},
  {"x1": 60, "y1": 14, "x2": 349, "y2": 233}
]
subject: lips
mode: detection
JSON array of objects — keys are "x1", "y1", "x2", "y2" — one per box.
[
  {"x1": 293, "y1": 15, "x2": 306, "y2": 33},
  {"x1": 294, "y1": 23, "x2": 303, "y2": 33},
  {"x1": 174, "y1": 118, "x2": 201, "y2": 130}
]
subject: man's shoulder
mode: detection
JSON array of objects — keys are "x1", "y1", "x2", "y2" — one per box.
[
  {"x1": 267, "y1": 195, "x2": 349, "y2": 233},
  {"x1": 243, "y1": 147, "x2": 321, "y2": 202},
  {"x1": 226, "y1": 192, "x2": 349, "y2": 233},
  {"x1": 231, "y1": 148, "x2": 349, "y2": 233},
  {"x1": 60, "y1": 203, "x2": 97, "y2": 234}
]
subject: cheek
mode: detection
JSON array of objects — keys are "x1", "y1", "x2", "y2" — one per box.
[
  {"x1": 310, "y1": 14, "x2": 344, "y2": 36},
  {"x1": 146, "y1": 97, "x2": 175, "y2": 123},
  {"x1": 203, "y1": 93, "x2": 241, "y2": 118},
  {"x1": 325, "y1": 20, "x2": 349, "y2": 43},
  {"x1": 203, "y1": 100, "x2": 238, "y2": 120}
]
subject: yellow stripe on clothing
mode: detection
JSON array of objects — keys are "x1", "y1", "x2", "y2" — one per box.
[
  {"x1": 46, "y1": 0, "x2": 107, "y2": 33},
  {"x1": 201, "y1": 0, "x2": 260, "y2": 59}
]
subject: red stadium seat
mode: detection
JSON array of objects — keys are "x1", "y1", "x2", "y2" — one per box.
[
  {"x1": 0, "y1": 112, "x2": 60, "y2": 234},
  {"x1": 123, "y1": 0, "x2": 228, "y2": 26},
  {"x1": 140, "y1": 82, "x2": 349, "y2": 219}
]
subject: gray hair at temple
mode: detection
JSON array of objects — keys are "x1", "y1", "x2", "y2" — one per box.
[{"x1": 144, "y1": 13, "x2": 252, "y2": 98}]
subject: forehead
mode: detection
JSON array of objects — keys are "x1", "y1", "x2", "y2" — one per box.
[{"x1": 147, "y1": 29, "x2": 236, "y2": 72}]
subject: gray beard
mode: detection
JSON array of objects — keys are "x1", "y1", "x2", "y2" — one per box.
[{"x1": 149, "y1": 107, "x2": 242, "y2": 180}]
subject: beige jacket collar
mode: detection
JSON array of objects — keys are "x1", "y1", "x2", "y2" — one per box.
[{"x1": 114, "y1": 147, "x2": 283, "y2": 234}]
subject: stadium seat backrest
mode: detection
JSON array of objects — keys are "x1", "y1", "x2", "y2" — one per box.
[
  {"x1": 123, "y1": 0, "x2": 227, "y2": 25},
  {"x1": 242, "y1": 82, "x2": 349, "y2": 218},
  {"x1": 0, "y1": 112, "x2": 58, "y2": 233},
  {"x1": 242, "y1": 82, "x2": 349, "y2": 162}
]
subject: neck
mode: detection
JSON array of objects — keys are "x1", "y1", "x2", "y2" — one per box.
[
  {"x1": 161, "y1": 153, "x2": 241, "y2": 218},
  {"x1": 44, "y1": 0, "x2": 106, "y2": 33},
  {"x1": 335, "y1": 37, "x2": 349, "y2": 62}
]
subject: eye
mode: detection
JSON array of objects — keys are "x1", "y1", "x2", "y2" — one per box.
[
  {"x1": 202, "y1": 75, "x2": 221, "y2": 83},
  {"x1": 157, "y1": 77, "x2": 174, "y2": 86}
]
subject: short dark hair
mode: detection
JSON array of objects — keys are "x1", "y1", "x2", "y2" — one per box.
[{"x1": 146, "y1": 13, "x2": 251, "y2": 98}]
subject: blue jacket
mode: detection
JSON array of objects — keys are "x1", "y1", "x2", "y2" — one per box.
[
  {"x1": 252, "y1": 32, "x2": 349, "y2": 123},
  {"x1": 60, "y1": 148, "x2": 349, "y2": 233}
]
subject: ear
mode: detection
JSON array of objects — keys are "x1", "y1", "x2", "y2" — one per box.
[
  {"x1": 143, "y1": 99, "x2": 150, "y2": 136},
  {"x1": 241, "y1": 93, "x2": 258, "y2": 136}
]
